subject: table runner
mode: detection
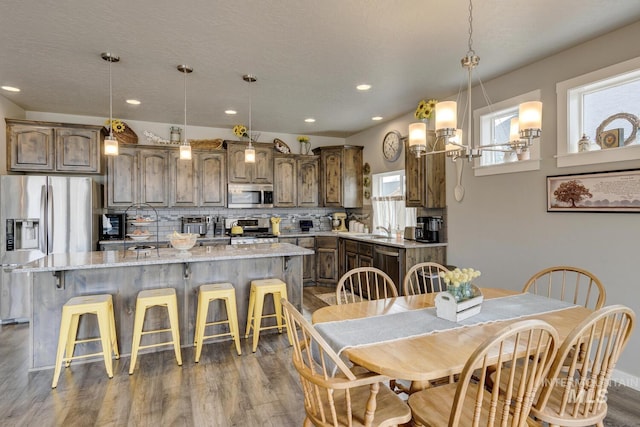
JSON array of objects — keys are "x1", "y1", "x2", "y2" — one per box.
[{"x1": 314, "y1": 293, "x2": 576, "y2": 366}]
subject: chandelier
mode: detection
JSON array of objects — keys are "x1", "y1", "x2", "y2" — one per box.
[
  {"x1": 177, "y1": 64, "x2": 193, "y2": 160},
  {"x1": 243, "y1": 74, "x2": 257, "y2": 163},
  {"x1": 101, "y1": 52, "x2": 120, "y2": 156},
  {"x1": 409, "y1": 0, "x2": 542, "y2": 161}
]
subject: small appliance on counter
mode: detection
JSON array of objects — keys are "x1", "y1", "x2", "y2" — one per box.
[
  {"x1": 182, "y1": 216, "x2": 208, "y2": 237},
  {"x1": 404, "y1": 226, "x2": 423, "y2": 241},
  {"x1": 299, "y1": 220, "x2": 313, "y2": 232},
  {"x1": 331, "y1": 212, "x2": 347, "y2": 231},
  {"x1": 212, "y1": 216, "x2": 225, "y2": 236},
  {"x1": 417, "y1": 216, "x2": 443, "y2": 243},
  {"x1": 101, "y1": 213, "x2": 126, "y2": 240}
]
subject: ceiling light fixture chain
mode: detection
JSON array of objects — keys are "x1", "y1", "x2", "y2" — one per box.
[
  {"x1": 243, "y1": 74, "x2": 257, "y2": 163},
  {"x1": 177, "y1": 64, "x2": 193, "y2": 160},
  {"x1": 101, "y1": 52, "x2": 120, "y2": 156}
]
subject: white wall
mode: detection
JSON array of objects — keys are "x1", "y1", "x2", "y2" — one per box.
[
  {"x1": 0, "y1": 95, "x2": 26, "y2": 174},
  {"x1": 347, "y1": 20, "x2": 640, "y2": 382}
]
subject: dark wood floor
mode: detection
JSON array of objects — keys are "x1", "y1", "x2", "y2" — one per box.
[{"x1": 1, "y1": 286, "x2": 638, "y2": 426}]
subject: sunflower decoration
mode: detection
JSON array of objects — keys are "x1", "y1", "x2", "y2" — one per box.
[
  {"x1": 297, "y1": 135, "x2": 309, "y2": 143},
  {"x1": 233, "y1": 124, "x2": 248, "y2": 138},
  {"x1": 414, "y1": 98, "x2": 438, "y2": 120},
  {"x1": 105, "y1": 119, "x2": 126, "y2": 133}
]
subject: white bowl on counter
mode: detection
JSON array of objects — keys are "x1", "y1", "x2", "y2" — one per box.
[
  {"x1": 168, "y1": 232, "x2": 198, "y2": 252},
  {"x1": 127, "y1": 233, "x2": 151, "y2": 242}
]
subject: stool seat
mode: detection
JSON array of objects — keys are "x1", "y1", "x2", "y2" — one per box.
[
  {"x1": 245, "y1": 278, "x2": 293, "y2": 352},
  {"x1": 194, "y1": 282, "x2": 242, "y2": 362},
  {"x1": 129, "y1": 287, "x2": 182, "y2": 374},
  {"x1": 52, "y1": 294, "x2": 119, "y2": 388}
]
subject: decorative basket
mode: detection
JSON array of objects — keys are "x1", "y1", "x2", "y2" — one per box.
[{"x1": 435, "y1": 285, "x2": 483, "y2": 322}]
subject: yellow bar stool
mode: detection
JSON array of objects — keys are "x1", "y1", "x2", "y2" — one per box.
[
  {"x1": 244, "y1": 278, "x2": 293, "y2": 353},
  {"x1": 194, "y1": 283, "x2": 242, "y2": 362},
  {"x1": 52, "y1": 294, "x2": 119, "y2": 388},
  {"x1": 129, "y1": 288, "x2": 182, "y2": 375}
]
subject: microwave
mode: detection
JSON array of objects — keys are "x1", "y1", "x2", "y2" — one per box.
[
  {"x1": 100, "y1": 213, "x2": 125, "y2": 240},
  {"x1": 227, "y1": 184, "x2": 274, "y2": 208}
]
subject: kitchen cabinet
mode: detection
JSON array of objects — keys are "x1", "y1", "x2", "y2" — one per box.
[
  {"x1": 279, "y1": 236, "x2": 316, "y2": 284},
  {"x1": 315, "y1": 236, "x2": 339, "y2": 286},
  {"x1": 405, "y1": 134, "x2": 446, "y2": 208},
  {"x1": 274, "y1": 154, "x2": 319, "y2": 208},
  {"x1": 313, "y1": 145, "x2": 363, "y2": 208},
  {"x1": 227, "y1": 141, "x2": 273, "y2": 184},
  {"x1": 107, "y1": 146, "x2": 169, "y2": 208},
  {"x1": 169, "y1": 150, "x2": 226, "y2": 207},
  {"x1": 341, "y1": 239, "x2": 373, "y2": 276},
  {"x1": 6, "y1": 119, "x2": 102, "y2": 173}
]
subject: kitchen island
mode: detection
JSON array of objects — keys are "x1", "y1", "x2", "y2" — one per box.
[{"x1": 17, "y1": 243, "x2": 312, "y2": 371}]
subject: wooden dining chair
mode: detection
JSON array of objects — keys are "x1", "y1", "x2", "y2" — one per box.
[
  {"x1": 335, "y1": 267, "x2": 398, "y2": 305},
  {"x1": 408, "y1": 319, "x2": 559, "y2": 427},
  {"x1": 527, "y1": 304, "x2": 635, "y2": 427},
  {"x1": 281, "y1": 299, "x2": 412, "y2": 427},
  {"x1": 522, "y1": 266, "x2": 606, "y2": 310},
  {"x1": 403, "y1": 262, "x2": 450, "y2": 296}
]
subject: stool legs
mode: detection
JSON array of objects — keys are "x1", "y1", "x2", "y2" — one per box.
[
  {"x1": 245, "y1": 279, "x2": 292, "y2": 353},
  {"x1": 194, "y1": 284, "x2": 242, "y2": 362},
  {"x1": 251, "y1": 291, "x2": 266, "y2": 353},
  {"x1": 128, "y1": 297, "x2": 146, "y2": 375},
  {"x1": 166, "y1": 296, "x2": 183, "y2": 366}
]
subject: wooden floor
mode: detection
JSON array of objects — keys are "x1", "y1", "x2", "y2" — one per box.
[{"x1": 1, "y1": 286, "x2": 638, "y2": 426}]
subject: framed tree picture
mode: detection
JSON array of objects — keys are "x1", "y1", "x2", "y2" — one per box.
[{"x1": 547, "y1": 169, "x2": 640, "y2": 213}]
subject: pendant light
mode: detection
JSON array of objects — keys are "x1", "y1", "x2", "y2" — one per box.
[
  {"x1": 101, "y1": 52, "x2": 120, "y2": 156},
  {"x1": 243, "y1": 74, "x2": 257, "y2": 163},
  {"x1": 178, "y1": 65, "x2": 193, "y2": 160}
]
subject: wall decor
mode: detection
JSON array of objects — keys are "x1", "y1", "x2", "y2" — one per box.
[
  {"x1": 547, "y1": 169, "x2": 640, "y2": 212},
  {"x1": 595, "y1": 112, "x2": 638, "y2": 148}
]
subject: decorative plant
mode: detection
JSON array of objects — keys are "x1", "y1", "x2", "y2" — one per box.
[
  {"x1": 105, "y1": 119, "x2": 126, "y2": 133},
  {"x1": 233, "y1": 124, "x2": 248, "y2": 138},
  {"x1": 414, "y1": 99, "x2": 438, "y2": 120},
  {"x1": 439, "y1": 267, "x2": 481, "y2": 288},
  {"x1": 297, "y1": 135, "x2": 310, "y2": 143}
]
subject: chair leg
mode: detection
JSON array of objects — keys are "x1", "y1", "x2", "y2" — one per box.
[
  {"x1": 64, "y1": 313, "x2": 80, "y2": 368},
  {"x1": 52, "y1": 310, "x2": 73, "y2": 388},
  {"x1": 225, "y1": 294, "x2": 242, "y2": 356},
  {"x1": 96, "y1": 307, "x2": 114, "y2": 378},
  {"x1": 194, "y1": 294, "x2": 208, "y2": 363},
  {"x1": 108, "y1": 299, "x2": 119, "y2": 359},
  {"x1": 167, "y1": 299, "x2": 183, "y2": 366},
  {"x1": 129, "y1": 302, "x2": 145, "y2": 375},
  {"x1": 251, "y1": 292, "x2": 265, "y2": 353},
  {"x1": 244, "y1": 287, "x2": 256, "y2": 339}
]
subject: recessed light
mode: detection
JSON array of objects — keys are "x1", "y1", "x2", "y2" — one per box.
[
  {"x1": 225, "y1": 110, "x2": 237, "y2": 115},
  {"x1": 372, "y1": 116, "x2": 383, "y2": 121},
  {"x1": 1, "y1": 86, "x2": 20, "y2": 92},
  {"x1": 356, "y1": 84, "x2": 371, "y2": 91},
  {"x1": 304, "y1": 118, "x2": 316, "y2": 123},
  {"x1": 126, "y1": 99, "x2": 141, "y2": 105}
]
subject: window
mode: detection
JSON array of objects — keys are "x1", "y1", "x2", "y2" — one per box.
[
  {"x1": 556, "y1": 56, "x2": 640, "y2": 168},
  {"x1": 473, "y1": 90, "x2": 542, "y2": 176},
  {"x1": 371, "y1": 170, "x2": 416, "y2": 234}
]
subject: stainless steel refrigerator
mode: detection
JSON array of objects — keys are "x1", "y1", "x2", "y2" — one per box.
[{"x1": 1, "y1": 175, "x2": 99, "y2": 324}]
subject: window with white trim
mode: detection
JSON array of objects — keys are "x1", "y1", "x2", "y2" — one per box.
[
  {"x1": 556, "y1": 56, "x2": 640, "y2": 168},
  {"x1": 371, "y1": 170, "x2": 416, "y2": 234},
  {"x1": 473, "y1": 90, "x2": 542, "y2": 176}
]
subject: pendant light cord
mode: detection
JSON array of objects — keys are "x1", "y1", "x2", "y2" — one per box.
[
  {"x1": 184, "y1": 67, "x2": 187, "y2": 144},
  {"x1": 109, "y1": 56, "x2": 114, "y2": 138},
  {"x1": 248, "y1": 78, "x2": 252, "y2": 145}
]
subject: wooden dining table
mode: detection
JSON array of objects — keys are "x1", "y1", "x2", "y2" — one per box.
[{"x1": 311, "y1": 288, "x2": 592, "y2": 388}]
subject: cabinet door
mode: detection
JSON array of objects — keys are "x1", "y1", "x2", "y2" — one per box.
[
  {"x1": 107, "y1": 147, "x2": 138, "y2": 207},
  {"x1": 358, "y1": 242, "x2": 374, "y2": 268},
  {"x1": 199, "y1": 152, "x2": 226, "y2": 207},
  {"x1": 297, "y1": 157, "x2": 319, "y2": 207},
  {"x1": 298, "y1": 237, "x2": 316, "y2": 284},
  {"x1": 8, "y1": 124, "x2": 55, "y2": 171},
  {"x1": 315, "y1": 236, "x2": 339, "y2": 285},
  {"x1": 55, "y1": 127, "x2": 100, "y2": 173},
  {"x1": 139, "y1": 149, "x2": 169, "y2": 207},
  {"x1": 342, "y1": 146, "x2": 363, "y2": 208},
  {"x1": 227, "y1": 143, "x2": 251, "y2": 183},
  {"x1": 320, "y1": 149, "x2": 342, "y2": 207},
  {"x1": 274, "y1": 156, "x2": 297, "y2": 207},
  {"x1": 405, "y1": 133, "x2": 446, "y2": 208},
  {"x1": 405, "y1": 139, "x2": 426, "y2": 207},
  {"x1": 169, "y1": 152, "x2": 197, "y2": 207},
  {"x1": 254, "y1": 146, "x2": 273, "y2": 184}
]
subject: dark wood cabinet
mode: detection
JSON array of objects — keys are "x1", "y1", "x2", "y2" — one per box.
[
  {"x1": 313, "y1": 145, "x2": 363, "y2": 208},
  {"x1": 405, "y1": 133, "x2": 446, "y2": 208},
  {"x1": 274, "y1": 154, "x2": 319, "y2": 208},
  {"x1": 341, "y1": 239, "x2": 373, "y2": 276},
  {"x1": 227, "y1": 141, "x2": 273, "y2": 184},
  {"x1": 315, "y1": 236, "x2": 339, "y2": 286},
  {"x1": 6, "y1": 119, "x2": 102, "y2": 173}
]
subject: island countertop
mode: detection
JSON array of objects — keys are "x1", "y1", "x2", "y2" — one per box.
[{"x1": 16, "y1": 243, "x2": 313, "y2": 273}]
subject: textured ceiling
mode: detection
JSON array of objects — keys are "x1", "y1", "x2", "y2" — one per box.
[{"x1": 1, "y1": 0, "x2": 639, "y2": 137}]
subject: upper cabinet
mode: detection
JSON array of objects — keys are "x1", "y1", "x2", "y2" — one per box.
[
  {"x1": 405, "y1": 134, "x2": 446, "y2": 208},
  {"x1": 313, "y1": 145, "x2": 363, "y2": 208},
  {"x1": 169, "y1": 150, "x2": 226, "y2": 207},
  {"x1": 6, "y1": 119, "x2": 102, "y2": 174},
  {"x1": 273, "y1": 154, "x2": 319, "y2": 208},
  {"x1": 227, "y1": 141, "x2": 273, "y2": 184}
]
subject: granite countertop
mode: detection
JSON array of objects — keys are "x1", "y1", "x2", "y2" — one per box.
[
  {"x1": 278, "y1": 231, "x2": 447, "y2": 249},
  {"x1": 16, "y1": 243, "x2": 313, "y2": 273},
  {"x1": 99, "y1": 236, "x2": 230, "y2": 245}
]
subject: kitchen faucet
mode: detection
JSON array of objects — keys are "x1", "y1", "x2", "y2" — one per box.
[{"x1": 376, "y1": 226, "x2": 392, "y2": 237}]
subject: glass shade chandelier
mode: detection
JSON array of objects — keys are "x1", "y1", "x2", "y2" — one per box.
[
  {"x1": 177, "y1": 64, "x2": 193, "y2": 160},
  {"x1": 409, "y1": 0, "x2": 542, "y2": 160},
  {"x1": 243, "y1": 74, "x2": 257, "y2": 163},
  {"x1": 101, "y1": 52, "x2": 120, "y2": 156}
]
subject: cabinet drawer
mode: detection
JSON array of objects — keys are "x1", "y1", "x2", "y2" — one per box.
[
  {"x1": 359, "y1": 242, "x2": 374, "y2": 257},
  {"x1": 297, "y1": 237, "x2": 315, "y2": 248},
  {"x1": 316, "y1": 236, "x2": 338, "y2": 249},
  {"x1": 344, "y1": 239, "x2": 358, "y2": 253}
]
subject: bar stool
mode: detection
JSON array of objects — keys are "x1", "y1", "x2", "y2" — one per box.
[
  {"x1": 52, "y1": 294, "x2": 119, "y2": 388},
  {"x1": 129, "y1": 288, "x2": 182, "y2": 374},
  {"x1": 244, "y1": 278, "x2": 293, "y2": 352},
  {"x1": 194, "y1": 283, "x2": 242, "y2": 362}
]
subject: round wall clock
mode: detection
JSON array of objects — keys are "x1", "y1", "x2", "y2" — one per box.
[{"x1": 382, "y1": 130, "x2": 402, "y2": 161}]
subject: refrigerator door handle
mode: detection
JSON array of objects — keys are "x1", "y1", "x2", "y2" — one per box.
[
  {"x1": 47, "y1": 184, "x2": 53, "y2": 254},
  {"x1": 40, "y1": 185, "x2": 47, "y2": 253}
]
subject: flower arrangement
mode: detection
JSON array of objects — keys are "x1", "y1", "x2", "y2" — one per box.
[
  {"x1": 414, "y1": 99, "x2": 438, "y2": 120},
  {"x1": 233, "y1": 124, "x2": 248, "y2": 138},
  {"x1": 439, "y1": 267, "x2": 481, "y2": 288},
  {"x1": 297, "y1": 135, "x2": 310, "y2": 143},
  {"x1": 105, "y1": 119, "x2": 126, "y2": 133}
]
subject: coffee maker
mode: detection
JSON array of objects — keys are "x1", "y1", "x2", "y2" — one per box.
[{"x1": 417, "y1": 216, "x2": 442, "y2": 243}]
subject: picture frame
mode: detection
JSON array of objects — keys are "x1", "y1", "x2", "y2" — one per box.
[{"x1": 547, "y1": 169, "x2": 640, "y2": 213}]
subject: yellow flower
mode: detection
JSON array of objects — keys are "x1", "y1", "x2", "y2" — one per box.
[
  {"x1": 414, "y1": 99, "x2": 438, "y2": 120},
  {"x1": 105, "y1": 119, "x2": 126, "y2": 133},
  {"x1": 233, "y1": 125, "x2": 248, "y2": 138},
  {"x1": 297, "y1": 135, "x2": 309, "y2": 143}
]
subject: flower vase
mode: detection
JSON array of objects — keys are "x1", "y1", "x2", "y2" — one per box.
[
  {"x1": 299, "y1": 141, "x2": 310, "y2": 155},
  {"x1": 461, "y1": 282, "x2": 473, "y2": 300},
  {"x1": 447, "y1": 284, "x2": 462, "y2": 302}
]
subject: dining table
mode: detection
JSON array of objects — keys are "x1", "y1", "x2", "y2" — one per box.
[{"x1": 311, "y1": 288, "x2": 593, "y2": 390}]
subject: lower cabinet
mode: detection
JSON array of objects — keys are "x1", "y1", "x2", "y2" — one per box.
[
  {"x1": 315, "y1": 236, "x2": 339, "y2": 286},
  {"x1": 279, "y1": 236, "x2": 316, "y2": 285},
  {"x1": 341, "y1": 239, "x2": 373, "y2": 276}
]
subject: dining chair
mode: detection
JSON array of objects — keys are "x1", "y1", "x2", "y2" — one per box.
[
  {"x1": 408, "y1": 319, "x2": 559, "y2": 427},
  {"x1": 527, "y1": 304, "x2": 635, "y2": 427},
  {"x1": 403, "y1": 261, "x2": 450, "y2": 296},
  {"x1": 335, "y1": 267, "x2": 398, "y2": 305},
  {"x1": 281, "y1": 299, "x2": 412, "y2": 427},
  {"x1": 522, "y1": 266, "x2": 606, "y2": 310}
]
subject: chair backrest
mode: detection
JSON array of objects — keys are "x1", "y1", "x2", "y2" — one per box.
[
  {"x1": 335, "y1": 267, "x2": 398, "y2": 304},
  {"x1": 282, "y1": 299, "x2": 406, "y2": 427},
  {"x1": 533, "y1": 305, "x2": 635, "y2": 423},
  {"x1": 522, "y1": 266, "x2": 606, "y2": 310},
  {"x1": 450, "y1": 320, "x2": 559, "y2": 426},
  {"x1": 403, "y1": 262, "x2": 450, "y2": 295}
]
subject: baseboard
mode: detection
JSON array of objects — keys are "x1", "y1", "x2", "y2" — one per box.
[{"x1": 610, "y1": 369, "x2": 640, "y2": 391}]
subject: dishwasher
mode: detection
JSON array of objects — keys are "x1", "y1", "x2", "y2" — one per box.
[{"x1": 374, "y1": 246, "x2": 402, "y2": 293}]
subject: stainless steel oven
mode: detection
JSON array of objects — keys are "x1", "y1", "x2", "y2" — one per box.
[{"x1": 227, "y1": 184, "x2": 274, "y2": 209}]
